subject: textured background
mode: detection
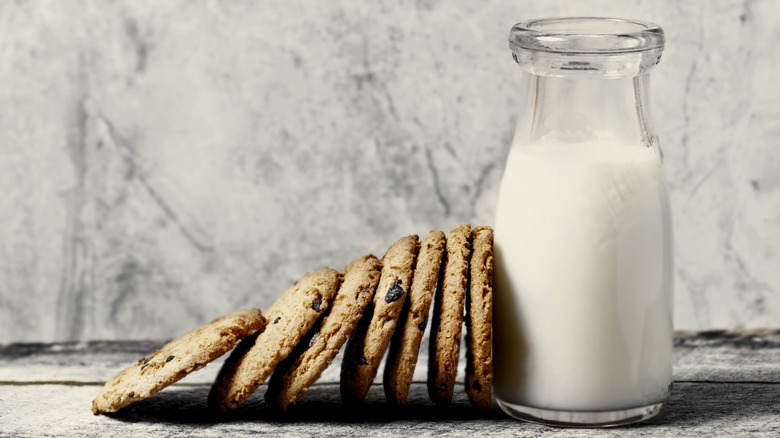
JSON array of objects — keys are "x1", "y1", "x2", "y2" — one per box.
[{"x1": 1, "y1": 0, "x2": 778, "y2": 343}]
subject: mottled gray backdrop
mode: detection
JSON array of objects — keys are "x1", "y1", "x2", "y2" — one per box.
[{"x1": 1, "y1": 0, "x2": 778, "y2": 342}]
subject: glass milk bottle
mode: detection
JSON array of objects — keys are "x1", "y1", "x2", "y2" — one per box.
[{"x1": 493, "y1": 18, "x2": 673, "y2": 427}]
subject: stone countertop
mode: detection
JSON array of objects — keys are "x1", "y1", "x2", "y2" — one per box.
[{"x1": 1, "y1": 331, "x2": 778, "y2": 437}]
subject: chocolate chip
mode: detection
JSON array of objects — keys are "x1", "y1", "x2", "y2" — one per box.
[
  {"x1": 439, "y1": 382, "x2": 448, "y2": 391},
  {"x1": 356, "y1": 288, "x2": 372, "y2": 300},
  {"x1": 166, "y1": 355, "x2": 175, "y2": 363},
  {"x1": 472, "y1": 379, "x2": 482, "y2": 392},
  {"x1": 141, "y1": 364, "x2": 149, "y2": 370},
  {"x1": 385, "y1": 284, "x2": 404, "y2": 303},
  {"x1": 273, "y1": 316, "x2": 281, "y2": 324},
  {"x1": 312, "y1": 298, "x2": 323, "y2": 312},
  {"x1": 309, "y1": 332, "x2": 320, "y2": 348},
  {"x1": 141, "y1": 356, "x2": 153, "y2": 365},
  {"x1": 359, "y1": 356, "x2": 368, "y2": 365},
  {"x1": 127, "y1": 392, "x2": 135, "y2": 398},
  {"x1": 418, "y1": 321, "x2": 427, "y2": 331}
]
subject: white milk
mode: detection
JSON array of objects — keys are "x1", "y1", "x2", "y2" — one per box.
[{"x1": 493, "y1": 140, "x2": 673, "y2": 411}]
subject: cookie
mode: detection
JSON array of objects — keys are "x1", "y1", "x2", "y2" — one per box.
[
  {"x1": 465, "y1": 225, "x2": 494, "y2": 409},
  {"x1": 340, "y1": 235, "x2": 420, "y2": 404},
  {"x1": 208, "y1": 267, "x2": 341, "y2": 411},
  {"x1": 91, "y1": 308, "x2": 266, "y2": 415},
  {"x1": 383, "y1": 230, "x2": 445, "y2": 405},
  {"x1": 266, "y1": 255, "x2": 382, "y2": 410},
  {"x1": 428, "y1": 222, "x2": 472, "y2": 406}
]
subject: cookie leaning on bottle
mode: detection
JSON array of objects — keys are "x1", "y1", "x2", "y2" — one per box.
[{"x1": 465, "y1": 225, "x2": 494, "y2": 409}]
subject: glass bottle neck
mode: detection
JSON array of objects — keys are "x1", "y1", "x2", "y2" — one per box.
[{"x1": 513, "y1": 72, "x2": 656, "y2": 149}]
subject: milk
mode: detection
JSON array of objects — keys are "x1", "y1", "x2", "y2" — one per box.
[{"x1": 493, "y1": 140, "x2": 673, "y2": 411}]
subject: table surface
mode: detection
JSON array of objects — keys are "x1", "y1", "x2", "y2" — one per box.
[{"x1": 1, "y1": 330, "x2": 778, "y2": 437}]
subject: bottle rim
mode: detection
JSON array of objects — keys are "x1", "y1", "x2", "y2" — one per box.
[{"x1": 509, "y1": 17, "x2": 664, "y2": 55}]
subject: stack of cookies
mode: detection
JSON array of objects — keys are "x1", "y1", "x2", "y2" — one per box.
[{"x1": 92, "y1": 223, "x2": 493, "y2": 415}]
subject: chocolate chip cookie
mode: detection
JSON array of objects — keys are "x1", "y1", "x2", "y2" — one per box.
[
  {"x1": 383, "y1": 230, "x2": 445, "y2": 405},
  {"x1": 340, "y1": 235, "x2": 419, "y2": 404},
  {"x1": 266, "y1": 255, "x2": 382, "y2": 410},
  {"x1": 465, "y1": 225, "x2": 494, "y2": 409},
  {"x1": 92, "y1": 308, "x2": 266, "y2": 414},
  {"x1": 209, "y1": 267, "x2": 341, "y2": 411},
  {"x1": 428, "y1": 223, "x2": 472, "y2": 406}
]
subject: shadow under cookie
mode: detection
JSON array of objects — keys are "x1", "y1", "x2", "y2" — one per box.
[{"x1": 105, "y1": 383, "x2": 503, "y2": 425}]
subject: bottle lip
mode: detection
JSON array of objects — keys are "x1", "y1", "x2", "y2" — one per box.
[{"x1": 509, "y1": 17, "x2": 665, "y2": 55}]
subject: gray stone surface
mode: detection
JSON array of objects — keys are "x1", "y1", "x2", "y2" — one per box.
[
  {"x1": 0, "y1": 331, "x2": 778, "y2": 436},
  {"x1": 1, "y1": 1, "x2": 779, "y2": 343},
  {"x1": 2, "y1": 383, "x2": 779, "y2": 437}
]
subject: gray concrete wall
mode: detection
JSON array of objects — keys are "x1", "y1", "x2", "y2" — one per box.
[{"x1": 1, "y1": 0, "x2": 778, "y2": 342}]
